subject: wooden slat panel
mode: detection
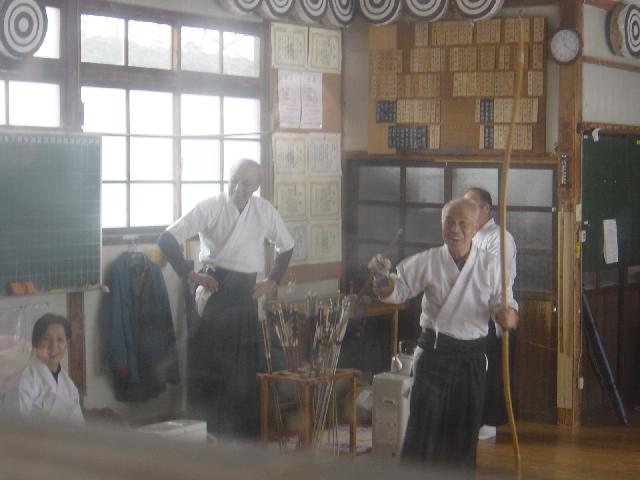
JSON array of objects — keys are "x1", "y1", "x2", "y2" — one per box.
[
  {"x1": 66, "y1": 292, "x2": 86, "y2": 397},
  {"x1": 514, "y1": 297, "x2": 557, "y2": 422}
]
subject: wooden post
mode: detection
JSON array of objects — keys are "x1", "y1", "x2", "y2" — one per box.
[
  {"x1": 302, "y1": 384, "x2": 311, "y2": 449},
  {"x1": 350, "y1": 374, "x2": 357, "y2": 455},
  {"x1": 260, "y1": 377, "x2": 269, "y2": 444}
]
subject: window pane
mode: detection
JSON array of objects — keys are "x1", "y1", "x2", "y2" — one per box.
[
  {"x1": 358, "y1": 166, "x2": 400, "y2": 202},
  {"x1": 81, "y1": 15, "x2": 124, "y2": 65},
  {"x1": 223, "y1": 97, "x2": 260, "y2": 137},
  {"x1": 406, "y1": 207, "x2": 442, "y2": 244},
  {"x1": 102, "y1": 183, "x2": 127, "y2": 228},
  {"x1": 101, "y1": 136, "x2": 127, "y2": 181},
  {"x1": 34, "y1": 7, "x2": 60, "y2": 59},
  {"x1": 223, "y1": 140, "x2": 260, "y2": 180},
  {"x1": 9, "y1": 81, "x2": 59, "y2": 127},
  {"x1": 0, "y1": 82, "x2": 5, "y2": 124},
  {"x1": 507, "y1": 168, "x2": 553, "y2": 207},
  {"x1": 81, "y1": 87, "x2": 126, "y2": 133},
  {"x1": 514, "y1": 254, "x2": 552, "y2": 293},
  {"x1": 507, "y1": 211, "x2": 553, "y2": 250},
  {"x1": 181, "y1": 183, "x2": 219, "y2": 214},
  {"x1": 181, "y1": 26, "x2": 220, "y2": 73},
  {"x1": 130, "y1": 184, "x2": 173, "y2": 227},
  {"x1": 223, "y1": 32, "x2": 259, "y2": 77},
  {"x1": 130, "y1": 137, "x2": 173, "y2": 180},
  {"x1": 452, "y1": 167, "x2": 499, "y2": 203},
  {"x1": 181, "y1": 94, "x2": 220, "y2": 135},
  {"x1": 130, "y1": 90, "x2": 172, "y2": 135},
  {"x1": 406, "y1": 167, "x2": 444, "y2": 203},
  {"x1": 128, "y1": 20, "x2": 171, "y2": 69},
  {"x1": 181, "y1": 139, "x2": 220, "y2": 181},
  {"x1": 358, "y1": 205, "x2": 401, "y2": 241}
]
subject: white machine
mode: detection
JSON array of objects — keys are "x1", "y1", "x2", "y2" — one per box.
[
  {"x1": 372, "y1": 352, "x2": 413, "y2": 461},
  {"x1": 137, "y1": 419, "x2": 207, "y2": 443}
]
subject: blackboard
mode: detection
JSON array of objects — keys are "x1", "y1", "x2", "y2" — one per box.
[
  {"x1": 582, "y1": 134, "x2": 640, "y2": 272},
  {"x1": 0, "y1": 133, "x2": 101, "y2": 292}
]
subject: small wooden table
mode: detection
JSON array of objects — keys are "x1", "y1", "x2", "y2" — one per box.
[{"x1": 257, "y1": 368, "x2": 360, "y2": 453}]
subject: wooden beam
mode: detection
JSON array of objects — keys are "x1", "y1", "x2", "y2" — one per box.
[
  {"x1": 67, "y1": 291, "x2": 86, "y2": 398},
  {"x1": 583, "y1": 56, "x2": 640, "y2": 75},
  {"x1": 578, "y1": 122, "x2": 640, "y2": 135}
]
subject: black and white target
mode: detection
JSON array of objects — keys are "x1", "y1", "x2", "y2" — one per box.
[
  {"x1": 259, "y1": 0, "x2": 295, "y2": 19},
  {"x1": 293, "y1": 0, "x2": 328, "y2": 23},
  {"x1": 404, "y1": 0, "x2": 449, "y2": 22},
  {"x1": 454, "y1": 0, "x2": 503, "y2": 21},
  {"x1": 0, "y1": 0, "x2": 48, "y2": 60},
  {"x1": 359, "y1": 0, "x2": 402, "y2": 25},
  {"x1": 218, "y1": 0, "x2": 262, "y2": 15},
  {"x1": 325, "y1": 0, "x2": 355, "y2": 26},
  {"x1": 623, "y1": 4, "x2": 640, "y2": 57}
]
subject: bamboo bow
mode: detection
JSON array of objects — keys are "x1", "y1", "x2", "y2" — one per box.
[{"x1": 499, "y1": 16, "x2": 525, "y2": 476}]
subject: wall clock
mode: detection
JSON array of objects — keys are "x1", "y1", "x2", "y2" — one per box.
[{"x1": 549, "y1": 27, "x2": 583, "y2": 64}]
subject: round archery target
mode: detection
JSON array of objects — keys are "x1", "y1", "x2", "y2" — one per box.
[
  {"x1": 0, "y1": 0, "x2": 47, "y2": 60},
  {"x1": 325, "y1": 0, "x2": 355, "y2": 26},
  {"x1": 219, "y1": 0, "x2": 263, "y2": 15},
  {"x1": 259, "y1": 0, "x2": 295, "y2": 19},
  {"x1": 607, "y1": 3, "x2": 625, "y2": 56},
  {"x1": 293, "y1": 0, "x2": 328, "y2": 23},
  {"x1": 358, "y1": 0, "x2": 402, "y2": 25},
  {"x1": 624, "y1": 4, "x2": 640, "y2": 57},
  {"x1": 454, "y1": 0, "x2": 503, "y2": 21},
  {"x1": 404, "y1": 0, "x2": 449, "y2": 22}
]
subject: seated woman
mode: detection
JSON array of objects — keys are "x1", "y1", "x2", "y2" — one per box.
[{"x1": 1, "y1": 313, "x2": 84, "y2": 426}]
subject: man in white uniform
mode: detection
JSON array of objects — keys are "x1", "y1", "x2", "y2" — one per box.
[
  {"x1": 158, "y1": 159, "x2": 294, "y2": 439},
  {"x1": 372, "y1": 198, "x2": 518, "y2": 473},
  {"x1": 464, "y1": 187, "x2": 517, "y2": 441}
]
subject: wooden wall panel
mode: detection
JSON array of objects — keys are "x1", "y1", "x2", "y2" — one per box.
[
  {"x1": 514, "y1": 297, "x2": 557, "y2": 422},
  {"x1": 621, "y1": 284, "x2": 640, "y2": 405}
]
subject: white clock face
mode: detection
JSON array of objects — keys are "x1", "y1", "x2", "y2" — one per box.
[{"x1": 550, "y1": 29, "x2": 582, "y2": 63}]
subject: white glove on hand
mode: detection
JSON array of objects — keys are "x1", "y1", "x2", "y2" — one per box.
[{"x1": 368, "y1": 254, "x2": 394, "y2": 298}]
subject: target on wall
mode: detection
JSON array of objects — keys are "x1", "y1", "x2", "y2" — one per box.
[
  {"x1": 358, "y1": 0, "x2": 402, "y2": 25},
  {"x1": 453, "y1": 0, "x2": 503, "y2": 21},
  {"x1": 404, "y1": 0, "x2": 449, "y2": 21},
  {"x1": 326, "y1": 0, "x2": 356, "y2": 26},
  {"x1": 607, "y1": 2, "x2": 640, "y2": 58},
  {"x1": 623, "y1": 4, "x2": 640, "y2": 57},
  {"x1": 219, "y1": 0, "x2": 263, "y2": 15},
  {"x1": 0, "y1": 0, "x2": 48, "y2": 60}
]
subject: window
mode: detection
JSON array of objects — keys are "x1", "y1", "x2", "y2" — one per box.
[
  {"x1": 347, "y1": 161, "x2": 556, "y2": 295},
  {"x1": 8, "y1": 81, "x2": 60, "y2": 127},
  {"x1": 79, "y1": 8, "x2": 264, "y2": 230}
]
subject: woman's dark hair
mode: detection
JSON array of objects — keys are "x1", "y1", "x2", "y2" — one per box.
[{"x1": 32, "y1": 313, "x2": 72, "y2": 347}]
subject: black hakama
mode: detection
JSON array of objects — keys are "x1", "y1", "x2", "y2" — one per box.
[
  {"x1": 188, "y1": 268, "x2": 260, "y2": 439},
  {"x1": 401, "y1": 329, "x2": 487, "y2": 472},
  {"x1": 481, "y1": 320, "x2": 514, "y2": 427}
]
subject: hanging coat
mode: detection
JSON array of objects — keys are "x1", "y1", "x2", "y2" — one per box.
[{"x1": 107, "y1": 252, "x2": 180, "y2": 402}]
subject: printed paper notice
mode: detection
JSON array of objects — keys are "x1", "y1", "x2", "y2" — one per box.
[
  {"x1": 273, "y1": 133, "x2": 307, "y2": 175},
  {"x1": 278, "y1": 69, "x2": 302, "y2": 129},
  {"x1": 274, "y1": 180, "x2": 307, "y2": 220},
  {"x1": 300, "y1": 72, "x2": 323, "y2": 129},
  {"x1": 271, "y1": 23, "x2": 308, "y2": 70},
  {"x1": 287, "y1": 222, "x2": 308, "y2": 265},
  {"x1": 308, "y1": 133, "x2": 341, "y2": 176},
  {"x1": 309, "y1": 178, "x2": 341, "y2": 218},
  {"x1": 603, "y1": 218, "x2": 618, "y2": 264},
  {"x1": 308, "y1": 28, "x2": 342, "y2": 74},
  {"x1": 309, "y1": 221, "x2": 341, "y2": 263}
]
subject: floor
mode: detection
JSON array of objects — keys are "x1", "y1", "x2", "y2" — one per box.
[{"x1": 475, "y1": 411, "x2": 640, "y2": 479}]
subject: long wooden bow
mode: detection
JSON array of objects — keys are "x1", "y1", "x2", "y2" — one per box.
[{"x1": 499, "y1": 16, "x2": 525, "y2": 476}]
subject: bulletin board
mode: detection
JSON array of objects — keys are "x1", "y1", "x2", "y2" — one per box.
[
  {"x1": 368, "y1": 18, "x2": 547, "y2": 155},
  {"x1": 0, "y1": 134, "x2": 101, "y2": 293},
  {"x1": 582, "y1": 134, "x2": 640, "y2": 271},
  {"x1": 269, "y1": 23, "x2": 343, "y2": 283}
]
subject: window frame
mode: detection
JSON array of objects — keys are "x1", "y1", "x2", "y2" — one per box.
[{"x1": 77, "y1": 1, "x2": 267, "y2": 235}]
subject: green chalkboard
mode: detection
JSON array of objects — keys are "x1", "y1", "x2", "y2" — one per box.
[
  {"x1": 0, "y1": 133, "x2": 101, "y2": 293},
  {"x1": 582, "y1": 134, "x2": 640, "y2": 272}
]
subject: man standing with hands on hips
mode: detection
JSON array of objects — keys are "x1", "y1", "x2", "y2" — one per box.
[
  {"x1": 371, "y1": 198, "x2": 518, "y2": 474},
  {"x1": 464, "y1": 187, "x2": 517, "y2": 441},
  {"x1": 158, "y1": 159, "x2": 294, "y2": 439}
]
